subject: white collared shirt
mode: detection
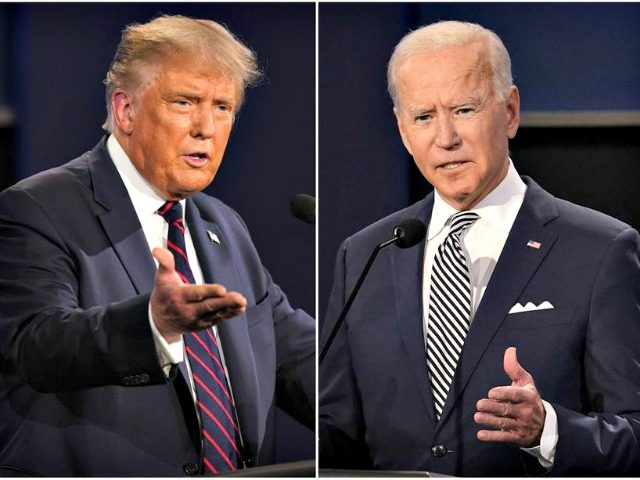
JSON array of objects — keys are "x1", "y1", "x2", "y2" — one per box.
[
  {"x1": 422, "y1": 161, "x2": 526, "y2": 327},
  {"x1": 422, "y1": 160, "x2": 557, "y2": 467},
  {"x1": 108, "y1": 134, "x2": 201, "y2": 371},
  {"x1": 107, "y1": 135, "x2": 245, "y2": 455}
]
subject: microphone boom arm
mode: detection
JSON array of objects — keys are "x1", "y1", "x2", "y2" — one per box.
[{"x1": 319, "y1": 236, "x2": 398, "y2": 365}]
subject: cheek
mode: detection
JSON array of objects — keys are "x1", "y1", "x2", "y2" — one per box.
[{"x1": 213, "y1": 127, "x2": 232, "y2": 158}]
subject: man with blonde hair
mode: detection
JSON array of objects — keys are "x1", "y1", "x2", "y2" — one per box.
[
  {"x1": 320, "y1": 20, "x2": 640, "y2": 475},
  {"x1": 0, "y1": 15, "x2": 314, "y2": 476}
]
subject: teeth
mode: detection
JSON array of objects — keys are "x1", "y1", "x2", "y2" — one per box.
[{"x1": 443, "y1": 162, "x2": 462, "y2": 169}]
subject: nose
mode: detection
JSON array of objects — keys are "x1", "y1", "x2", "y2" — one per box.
[
  {"x1": 191, "y1": 107, "x2": 215, "y2": 139},
  {"x1": 434, "y1": 116, "x2": 461, "y2": 150}
]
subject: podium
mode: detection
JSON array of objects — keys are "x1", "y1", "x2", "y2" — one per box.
[
  {"x1": 320, "y1": 469, "x2": 448, "y2": 477},
  {"x1": 216, "y1": 461, "x2": 448, "y2": 477},
  {"x1": 219, "y1": 460, "x2": 315, "y2": 477}
]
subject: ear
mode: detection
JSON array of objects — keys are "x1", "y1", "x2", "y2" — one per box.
[
  {"x1": 111, "y1": 88, "x2": 135, "y2": 136},
  {"x1": 394, "y1": 106, "x2": 413, "y2": 156},
  {"x1": 505, "y1": 86, "x2": 520, "y2": 140}
]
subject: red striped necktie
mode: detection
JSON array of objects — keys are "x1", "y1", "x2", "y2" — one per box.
[{"x1": 158, "y1": 201, "x2": 242, "y2": 474}]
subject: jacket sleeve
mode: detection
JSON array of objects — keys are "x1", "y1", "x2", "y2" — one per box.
[
  {"x1": 0, "y1": 187, "x2": 165, "y2": 392},
  {"x1": 551, "y1": 227, "x2": 640, "y2": 475}
]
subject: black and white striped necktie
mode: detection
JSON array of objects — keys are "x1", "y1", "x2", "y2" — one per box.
[{"x1": 427, "y1": 211, "x2": 480, "y2": 420}]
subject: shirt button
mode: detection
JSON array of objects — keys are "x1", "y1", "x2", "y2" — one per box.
[
  {"x1": 431, "y1": 444, "x2": 447, "y2": 457},
  {"x1": 183, "y1": 462, "x2": 199, "y2": 476}
]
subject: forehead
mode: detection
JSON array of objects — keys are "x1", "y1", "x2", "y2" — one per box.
[
  {"x1": 395, "y1": 43, "x2": 491, "y2": 105},
  {"x1": 138, "y1": 55, "x2": 238, "y2": 99}
]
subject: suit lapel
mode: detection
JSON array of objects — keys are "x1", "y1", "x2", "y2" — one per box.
[
  {"x1": 90, "y1": 138, "x2": 155, "y2": 294},
  {"x1": 438, "y1": 178, "x2": 559, "y2": 424},
  {"x1": 185, "y1": 199, "x2": 261, "y2": 461},
  {"x1": 390, "y1": 196, "x2": 439, "y2": 425}
]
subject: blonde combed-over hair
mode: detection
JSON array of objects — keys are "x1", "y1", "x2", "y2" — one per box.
[{"x1": 102, "y1": 15, "x2": 261, "y2": 132}]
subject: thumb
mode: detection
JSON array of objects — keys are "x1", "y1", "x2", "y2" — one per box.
[
  {"x1": 153, "y1": 247, "x2": 179, "y2": 284},
  {"x1": 503, "y1": 347, "x2": 533, "y2": 386}
]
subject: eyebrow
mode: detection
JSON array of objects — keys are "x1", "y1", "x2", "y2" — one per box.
[
  {"x1": 169, "y1": 91, "x2": 236, "y2": 106},
  {"x1": 451, "y1": 98, "x2": 482, "y2": 107}
]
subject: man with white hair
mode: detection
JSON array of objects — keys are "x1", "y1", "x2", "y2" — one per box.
[
  {"x1": 0, "y1": 15, "x2": 314, "y2": 476},
  {"x1": 320, "y1": 20, "x2": 640, "y2": 475}
]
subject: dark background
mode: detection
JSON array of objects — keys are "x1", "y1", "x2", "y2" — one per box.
[
  {"x1": 0, "y1": 2, "x2": 314, "y2": 463},
  {"x1": 319, "y1": 2, "x2": 640, "y2": 322}
]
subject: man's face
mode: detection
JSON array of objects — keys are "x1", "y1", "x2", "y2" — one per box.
[
  {"x1": 114, "y1": 56, "x2": 237, "y2": 200},
  {"x1": 394, "y1": 43, "x2": 520, "y2": 210}
]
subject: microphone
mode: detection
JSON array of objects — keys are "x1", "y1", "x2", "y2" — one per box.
[
  {"x1": 319, "y1": 218, "x2": 426, "y2": 365},
  {"x1": 290, "y1": 194, "x2": 315, "y2": 225}
]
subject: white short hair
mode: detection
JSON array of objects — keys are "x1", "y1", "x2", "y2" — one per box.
[{"x1": 387, "y1": 21, "x2": 513, "y2": 106}]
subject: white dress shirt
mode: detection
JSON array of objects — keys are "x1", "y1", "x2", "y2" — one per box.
[
  {"x1": 107, "y1": 135, "x2": 230, "y2": 392},
  {"x1": 422, "y1": 161, "x2": 557, "y2": 468}
]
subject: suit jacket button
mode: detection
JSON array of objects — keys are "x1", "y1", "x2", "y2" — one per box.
[
  {"x1": 183, "y1": 463, "x2": 199, "y2": 476},
  {"x1": 431, "y1": 444, "x2": 447, "y2": 457},
  {"x1": 139, "y1": 373, "x2": 150, "y2": 384}
]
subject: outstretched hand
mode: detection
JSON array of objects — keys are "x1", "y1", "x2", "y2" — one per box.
[
  {"x1": 474, "y1": 347, "x2": 545, "y2": 447},
  {"x1": 150, "y1": 247, "x2": 247, "y2": 343}
]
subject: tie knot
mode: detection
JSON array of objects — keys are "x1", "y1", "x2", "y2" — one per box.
[
  {"x1": 448, "y1": 211, "x2": 479, "y2": 238},
  {"x1": 158, "y1": 201, "x2": 183, "y2": 224}
]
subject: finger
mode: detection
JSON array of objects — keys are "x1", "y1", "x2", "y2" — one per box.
[
  {"x1": 487, "y1": 385, "x2": 537, "y2": 404},
  {"x1": 476, "y1": 398, "x2": 530, "y2": 421},
  {"x1": 153, "y1": 247, "x2": 175, "y2": 275},
  {"x1": 225, "y1": 292, "x2": 247, "y2": 308},
  {"x1": 193, "y1": 305, "x2": 247, "y2": 331},
  {"x1": 476, "y1": 398, "x2": 512, "y2": 415},
  {"x1": 182, "y1": 284, "x2": 228, "y2": 302},
  {"x1": 477, "y1": 429, "x2": 520, "y2": 443},
  {"x1": 213, "y1": 305, "x2": 247, "y2": 322},
  {"x1": 503, "y1": 347, "x2": 533, "y2": 386},
  {"x1": 474, "y1": 412, "x2": 519, "y2": 430},
  {"x1": 194, "y1": 293, "x2": 247, "y2": 318}
]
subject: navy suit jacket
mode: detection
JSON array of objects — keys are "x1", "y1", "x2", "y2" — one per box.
[
  {"x1": 320, "y1": 177, "x2": 640, "y2": 476},
  {"x1": 0, "y1": 138, "x2": 315, "y2": 476}
]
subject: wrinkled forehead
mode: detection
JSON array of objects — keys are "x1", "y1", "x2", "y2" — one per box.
[
  {"x1": 395, "y1": 43, "x2": 493, "y2": 105},
  {"x1": 129, "y1": 51, "x2": 240, "y2": 95}
]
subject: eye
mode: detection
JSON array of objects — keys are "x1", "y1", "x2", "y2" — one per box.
[
  {"x1": 455, "y1": 107, "x2": 476, "y2": 117},
  {"x1": 415, "y1": 113, "x2": 432, "y2": 124},
  {"x1": 173, "y1": 99, "x2": 192, "y2": 108},
  {"x1": 214, "y1": 103, "x2": 235, "y2": 118}
]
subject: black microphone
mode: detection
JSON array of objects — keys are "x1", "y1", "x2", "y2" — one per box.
[
  {"x1": 290, "y1": 194, "x2": 315, "y2": 225},
  {"x1": 319, "y1": 218, "x2": 426, "y2": 365}
]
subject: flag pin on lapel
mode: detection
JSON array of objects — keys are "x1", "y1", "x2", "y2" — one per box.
[
  {"x1": 526, "y1": 240, "x2": 542, "y2": 249},
  {"x1": 207, "y1": 230, "x2": 221, "y2": 245}
]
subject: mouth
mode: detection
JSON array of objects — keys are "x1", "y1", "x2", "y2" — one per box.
[
  {"x1": 437, "y1": 160, "x2": 470, "y2": 171},
  {"x1": 182, "y1": 152, "x2": 210, "y2": 167}
]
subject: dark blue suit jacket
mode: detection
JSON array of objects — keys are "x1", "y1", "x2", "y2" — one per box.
[
  {"x1": 320, "y1": 177, "x2": 640, "y2": 476},
  {"x1": 0, "y1": 138, "x2": 315, "y2": 476}
]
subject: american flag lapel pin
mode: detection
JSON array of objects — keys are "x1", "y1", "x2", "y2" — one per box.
[
  {"x1": 207, "y1": 230, "x2": 221, "y2": 245},
  {"x1": 526, "y1": 239, "x2": 542, "y2": 249}
]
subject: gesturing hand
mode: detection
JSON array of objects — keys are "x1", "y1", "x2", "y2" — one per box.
[
  {"x1": 474, "y1": 347, "x2": 545, "y2": 447},
  {"x1": 150, "y1": 247, "x2": 247, "y2": 343}
]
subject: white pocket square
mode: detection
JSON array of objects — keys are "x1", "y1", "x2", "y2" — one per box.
[{"x1": 508, "y1": 301, "x2": 554, "y2": 314}]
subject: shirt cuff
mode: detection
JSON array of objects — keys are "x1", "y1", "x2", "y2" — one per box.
[
  {"x1": 521, "y1": 399, "x2": 558, "y2": 469},
  {"x1": 148, "y1": 303, "x2": 184, "y2": 376}
]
